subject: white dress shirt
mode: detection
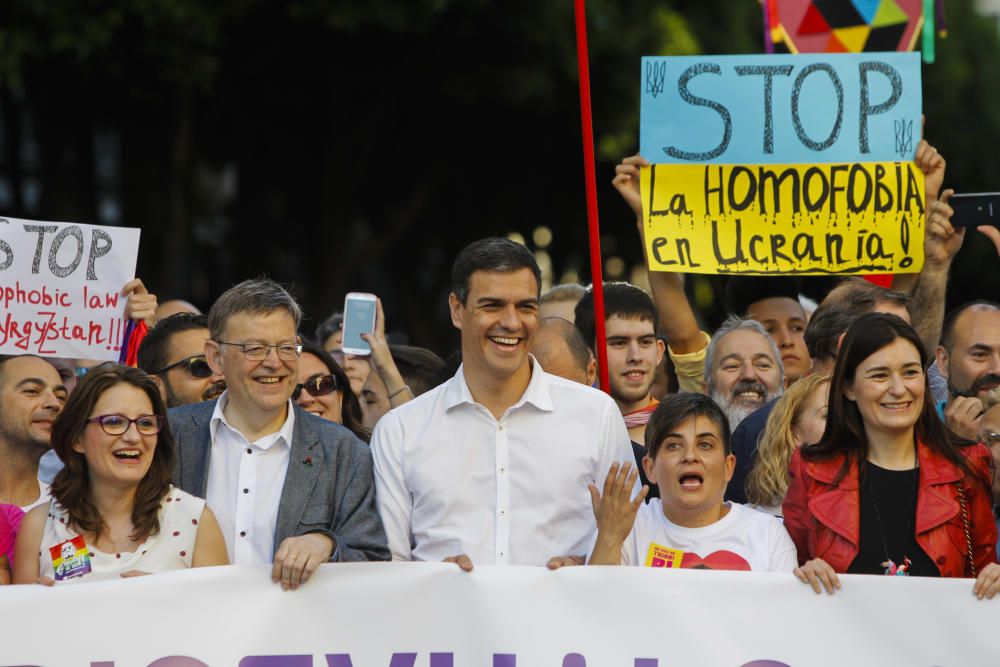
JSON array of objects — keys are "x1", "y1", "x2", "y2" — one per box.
[
  {"x1": 371, "y1": 359, "x2": 635, "y2": 566},
  {"x1": 205, "y1": 391, "x2": 295, "y2": 564}
]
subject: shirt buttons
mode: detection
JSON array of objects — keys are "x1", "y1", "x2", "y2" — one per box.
[
  {"x1": 498, "y1": 425, "x2": 504, "y2": 431},
  {"x1": 499, "y1": 467, "x2": 506, "y2": 473},
  {"x1": 243, "y1": 488, "x2": 250, "y2": 494},
  {"x1": 240, "y1": 531, "x2": 247, "y2": 537},
  {"x1": 500, "y1": 510, "x2": 506, "y2": 516},
  {"x1": 246, "y1": 448, "x2": 252, "y2": 454}
]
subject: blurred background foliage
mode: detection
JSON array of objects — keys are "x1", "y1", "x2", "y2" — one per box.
[{"x1": 0, "y1": 0, "x2": 996, "y2": 353}]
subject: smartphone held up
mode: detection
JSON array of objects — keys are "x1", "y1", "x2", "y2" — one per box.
[
  {"x1": 950, "y1": 192, "x2": 1000, "y2": 228},
  {"x1": 342, "y1": 292, "x2": 377, "y2": 356}
]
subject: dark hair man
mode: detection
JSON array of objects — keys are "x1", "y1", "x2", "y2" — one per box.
[
  {"x1": 575, "y1": 282, "x2": 665, "y2": 442},
  {"x1": 934, "y1": 301, "x2": 1000, "y2": 440},
  {"x1": 371, "y1": 237, "x2": 635, "y2": 570},
  {"x1": 168, "y1": 278, "x2": 389, "y2": 590},
  {"x1": 138, "y1": 313, "x2": 226, "y2": 407},
  {"x1": 0, "y1": 356, "x2": 67, "y2": 512}
]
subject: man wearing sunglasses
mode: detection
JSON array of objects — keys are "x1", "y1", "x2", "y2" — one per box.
[
  {"x1": 138, "y1": 313, "x2": 227, "y2": 407},
  {"x1": 168, "y1": 279, "x2": 389, "y2": 592}
]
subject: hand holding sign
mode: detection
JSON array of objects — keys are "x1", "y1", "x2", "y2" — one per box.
[{"x1": 122, "y1": 278, "x2": 157, "y2": 327}]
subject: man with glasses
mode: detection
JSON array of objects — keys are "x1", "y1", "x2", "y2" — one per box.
[
  {"x1": 138, "y1": 313, "x2": 226, "y2": 407},
  {"x1": 168, "y1": 279, "x2": 389, "y2": 591}
]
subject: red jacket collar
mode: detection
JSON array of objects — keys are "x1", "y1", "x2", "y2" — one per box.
[{"x1": 803, "y1": 437, "x2": 964, "y2": 540}]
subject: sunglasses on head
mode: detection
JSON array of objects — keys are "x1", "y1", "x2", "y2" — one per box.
[
  {"x1": 292, "y1": 374, "x2": 338, "y2": 400},
  {"x1": 151, "y1": 355, "x2": 213, "y2": 378}
]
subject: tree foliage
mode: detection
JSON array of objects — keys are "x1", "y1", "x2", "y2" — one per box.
[{"x1": 0, "y1": 0, "x2": 995, "y2": 350}]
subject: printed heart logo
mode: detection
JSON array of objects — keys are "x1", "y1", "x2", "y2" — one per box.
[{"x1": 679, "y1": 550, "x2": 751, "y2": 571}]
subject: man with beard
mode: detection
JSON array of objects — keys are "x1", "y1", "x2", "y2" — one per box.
[
  {"x1": 703, "y1": 316, "x2": 784, "y2": 430},
  {"x1": 935, "y1": 301, "x2": 1000, "y2": 440},
  {"x1": 575, "y1": 283, "x2": 666, "y2": 497},
  {"x1": 138, "y1": 313, "x2": 226, "y2": 407}
]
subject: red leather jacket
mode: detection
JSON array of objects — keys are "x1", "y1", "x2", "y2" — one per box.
[{"x1": 783, "y1": 440, "x2": 997, "y2": 576}]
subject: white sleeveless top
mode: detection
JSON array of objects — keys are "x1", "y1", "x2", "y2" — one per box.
[{"x1": 39, "y1": 486, "x2": 206, "y2": 584}]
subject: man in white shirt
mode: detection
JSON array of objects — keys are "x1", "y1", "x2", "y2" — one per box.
[
  {"x1": 371, "y1": 237, "x2": 636, "y2": 569},
  {"x1": 169, "y1": 279, "x2": 388, "y2": 590},
  {"x1": 0, "y1": 355, "x2": 67, "y2": 512}
]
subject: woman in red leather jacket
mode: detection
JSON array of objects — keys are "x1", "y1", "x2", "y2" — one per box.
[{"x1": 783, "y1": 313, "x2": 1000, "y2": 598}]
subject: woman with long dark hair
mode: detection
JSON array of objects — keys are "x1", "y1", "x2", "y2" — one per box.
[
  {"x1": 784, "y1": 313, "x2": 1000, "y2": 597},
  {"x1": 13, "y1": 364, "x2": 227, "y2": 584},
  {"x1": 295, "y1": 340, "x2": 370, "y2": 442}
]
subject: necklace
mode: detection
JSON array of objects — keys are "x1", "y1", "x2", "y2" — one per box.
[{"x1": 866, "y1": 451, "x2": 919, "y2": 576}]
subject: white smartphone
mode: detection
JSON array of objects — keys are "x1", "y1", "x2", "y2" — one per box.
[{"x1": 341, "y1": 292, "x2": 377, "y2": 355}]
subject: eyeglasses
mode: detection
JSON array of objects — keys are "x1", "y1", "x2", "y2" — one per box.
[
  {"x1": 292, "y1": 374, "x2": 338, "y2": 400},
  {"x1": 87, "y1": 414, "x2": 165, "y2": 436},
  {"x1": 150, "y1": 355, "x2": 213, "y2": 378},
  {"x1": 215, "y1": 341, "x2": 302, "y2": 361}
]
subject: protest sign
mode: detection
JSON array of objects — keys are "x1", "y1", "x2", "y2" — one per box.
[
  {"x1": 0, "y1": 216, "x2": 140, "y2": 359},
  {"x1": 638, "y1": 52, "x2": 924, "y2": 275},
  {"x1": 640, "y1": 52, "x2": 921, "y2": 165},
  {"x1": 640, "y1": 160, "x2": 925, "y2": 275},
  {"x1": 0, "y1": 563, "x2": 996, "y2": 666}
]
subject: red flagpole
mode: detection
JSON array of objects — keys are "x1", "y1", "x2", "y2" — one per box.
[{"x1": 573, "y1": 0, "x2": 610, "y2": 393}]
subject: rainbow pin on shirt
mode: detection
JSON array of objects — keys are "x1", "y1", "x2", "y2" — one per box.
[{"x1": 49, "y1": 536, "x2": 92, "y2": 581}]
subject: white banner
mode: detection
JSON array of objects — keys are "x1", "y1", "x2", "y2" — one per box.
[
  {"x1": 1, "y1": 563, "x2": 998, "y2": 666},
  {"x1": 0, "y1": 216, "x2": 140, "y2": 360}
]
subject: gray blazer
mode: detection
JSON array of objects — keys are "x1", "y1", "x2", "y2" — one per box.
[{"x1": 168, "y1": 400, "x2": 389, "y2": 562}]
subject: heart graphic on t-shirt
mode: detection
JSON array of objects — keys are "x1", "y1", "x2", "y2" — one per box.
[{"x1": 679, "y1": 550, "x2": 751, "y2": 571}]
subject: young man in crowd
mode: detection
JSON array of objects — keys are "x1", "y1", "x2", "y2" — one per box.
[
  {"x1": 371, "y1": 237, "x2": 635, "y2": 569},
  {"x1": 574, "y1": 282, "x2": 665, "y2": 443},
  {"x1": 169, "y1": 278, "x2": 389, "y2": 590},
  {"x1": 138, "y1": 313, "x2": 226, "y2": 408},
  {"x1": 574, "y1": 282, "x2": 666, "y2": 495},
  {"x1": 935, "y1": 300, "x2": 1000, "y2": 440},
  {"x1": 588, "y1": 392, "x2": 795, "y2": 572}
]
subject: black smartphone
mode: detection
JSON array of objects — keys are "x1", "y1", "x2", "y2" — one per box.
[{"x1": 949, "y1": 192, "x2": 1000, "y2": 228}]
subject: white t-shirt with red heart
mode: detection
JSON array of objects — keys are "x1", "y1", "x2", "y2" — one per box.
[{"x1": 620, "y1": 501, "x2": 797, "y2": 572}]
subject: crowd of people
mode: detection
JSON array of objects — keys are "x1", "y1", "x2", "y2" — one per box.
[{"x1": 0, "y1": 140, "x2": 998, "y2": 606}]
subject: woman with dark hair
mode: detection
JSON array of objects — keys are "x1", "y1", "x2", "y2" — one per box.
[
  {"x1": 295, "y1": 340, "x2": 370, "y2": 442},
  {"x1": 784, "y1": 313, "x2": 1000, "y2": 598},
  {"x1": 13, "y1": 364, "x2": 227, "y2": 584}
]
